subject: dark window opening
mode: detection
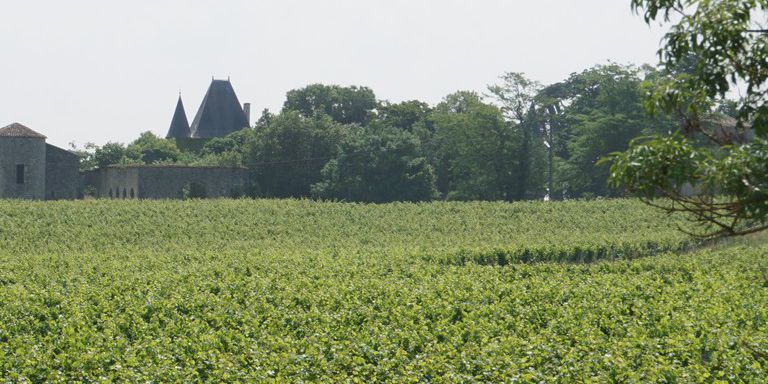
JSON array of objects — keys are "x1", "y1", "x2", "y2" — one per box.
[
  {"x1": 130, "y1": 188, "x2": 135, "y2": 199},
  {"x1": 16, "y1": 165, "x2": 25, "y2": 184},
  {"x1": 122, "y1": 188, "x2": 127, "y2": 199},
  {"x1": 109, "y1": 189, "x2": 113, "y2": 198}
]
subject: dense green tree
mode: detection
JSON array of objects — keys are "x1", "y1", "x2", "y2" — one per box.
[
  {"x1": 312, "y1": 127, "x2": 437, "y2": 202},
  {"x1": 92, "y1": 142, "x2": 142, "y2": 168},
  {"x1": 254, "y1": 108, "x2": 274, "y2": 129},
  {"x1": 201, "y1": 129, "x2": 254, "y2": 157},
  {"x1": 246, "y1": 110, "x2": 355, "y2": 198},
  {"x1": 376, "y1": 100, "x2": 431, "y2": 131},
  {"x1": 430, "y1": 92, "x2": 522, "y2": 201},
  {"x1": 550, "y1": 64, "x2": 672, "y2": 198},
  {"x1": 608, "y1": 0, "x2": 768, "y2": 237},
  {"x1": 177, "y1": 129, "x2": 255, "y2": 167},
  {"x1": 283, "y1": 84, "x2": 377, "y2": 126},
  {"x1": 73, "y1": 56, "x2": 724, "y2": 204},
  {"x1": 127, "y1": 131, "x2": 182, "y2": 164}
]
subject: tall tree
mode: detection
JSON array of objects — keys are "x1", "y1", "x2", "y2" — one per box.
[
  {"x1": 520, "y1": 64, "x2": 671, "y2": 199},
  {"x1": 430, "y1": 92, "x2": 522, "y2": 201},
  {"x1": 556, "y1": 64, "x2": 672, "y2": 198},
  {"x1": 487, "y1": 72, "x2": 547, "y2": 199}
]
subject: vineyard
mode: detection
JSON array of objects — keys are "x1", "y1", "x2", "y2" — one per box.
[{"x1": 0, "y1": 199, "x2": 766, "y2": 382}]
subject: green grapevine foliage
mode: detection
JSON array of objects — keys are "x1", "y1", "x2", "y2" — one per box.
[{"x1": 0, "y1": 199, "x2": 764, "y2": 382}]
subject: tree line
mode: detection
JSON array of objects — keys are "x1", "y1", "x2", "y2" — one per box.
[
  {"x1": 66, "y1": 0, "x2": 768, "y2": 236},
  {"x1": 75, "y1": 62, "x2": 682, "y2": 203}
]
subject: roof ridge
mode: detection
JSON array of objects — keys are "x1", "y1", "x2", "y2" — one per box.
[{"x1": 0, "y1": 122, "x2": 47, "y2": 139}]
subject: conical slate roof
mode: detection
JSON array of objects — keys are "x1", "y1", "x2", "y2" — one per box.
[
  {"x1": 190, "y1": 79, "x2": 248, "y2": 138},
  {"x1": 0, "y1": 122, "x2": 46, "y2": 139},
  {"x1": 166, "y1": 95, "x2": 191, "y2": 138}
]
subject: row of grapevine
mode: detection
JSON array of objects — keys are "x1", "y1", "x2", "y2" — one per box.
[
  {"x1": 0, "y1": 199, "x2": 692, "y2": 261},
  {"x1": 0, "y1": 199, "x2": 764, "y2": 381}
]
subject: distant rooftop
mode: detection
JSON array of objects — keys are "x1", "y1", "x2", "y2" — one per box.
[
  {"x1": 0, "y1": 122, "x2": 47, "y2": 139},
  {"x1": 166, "y1": 95, "x2": 191, "y2": 139},
  {"x1": 189, "y1": 79, "x2": 249, "y2": 139}
]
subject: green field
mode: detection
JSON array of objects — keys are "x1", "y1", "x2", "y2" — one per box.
[{"x1": 0, "y1": 199, "x2": 766, "y2": 382}]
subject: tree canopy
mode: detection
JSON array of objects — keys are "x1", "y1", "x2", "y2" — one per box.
[
  {"x1": 312, "y1": 127, "x2": 437, "y2": 203},
  {"x1": 78, "y1": 58, "x2": 714, "y2": 205},
  {"x1": 283, "y1": 84, "x2": 377, "y2": 126},
  {"x1": 246, "y1": 111, "x2": 354, "y2": 198},
  {"x1": 608, "y1": 0, "x2": 768, "y2": 237}
]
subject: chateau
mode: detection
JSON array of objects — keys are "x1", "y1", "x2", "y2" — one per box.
[{"x1": 0, "y1": 79, "x2": 251, "y2": 200}]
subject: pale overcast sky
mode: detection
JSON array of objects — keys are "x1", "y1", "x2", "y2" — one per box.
[{"x1": 1, "y1": 0, "x2": 665, "y2": 147}]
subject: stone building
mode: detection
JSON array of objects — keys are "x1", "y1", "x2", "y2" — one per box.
[
  {"x1": 45, "y1": 143, "x2": 81, "y2": 200},
  {"x1": 84, "y1": 165, "x2": 249, "y2": 200},
  {"x1": 0, "y1": 123, "x2": 80, "y2": 200}
]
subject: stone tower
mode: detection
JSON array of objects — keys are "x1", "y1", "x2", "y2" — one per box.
[{"x1": 0, "y1": 123, "x2": 47, "y2": 199}]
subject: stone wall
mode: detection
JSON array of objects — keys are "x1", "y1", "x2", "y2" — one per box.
[
  {"x1": 85, "y1": 165, "x2": 248, "y2": 200},
  {"x1": 45, "y1": 144, "x2": 80, "y2": 200},
  {"x1": 137, "y1": 166, "x2": 248, "y2": 199},
  {"x1": 87, "y1": 167, "x2": 140, "y2": 199},
  {"x1": 0, "y1": 137, "x2": 46, "y2": 199}
]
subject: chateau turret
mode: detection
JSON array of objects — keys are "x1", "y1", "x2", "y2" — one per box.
[
  {"x1": 166, "y1": 95, "x2": 191, "y2": 139},
  {"x1": 189, "y1": 79, "x2": 249, "y2": 139}
]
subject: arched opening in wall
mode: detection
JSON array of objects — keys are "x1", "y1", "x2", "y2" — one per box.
[
  {"x1": 183, "y1": 182, "x2": 207, "y2": 199},
  {"x1": 130, "y1": 188, "x2": 135, "y2": 199},
  {"x1": 109, "y1": 189, "x2": 113, "y2": 199},
  {"x1": 122, "y1": 188, "x2": 127, "y2": 199}
]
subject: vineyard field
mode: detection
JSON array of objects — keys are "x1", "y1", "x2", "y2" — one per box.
[{"x1": 0, "y1": 199, "x2": 765, "y2": 382}]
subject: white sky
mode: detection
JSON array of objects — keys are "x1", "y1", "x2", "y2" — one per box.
[{"x1": 0, "y1": 0, "x2": 665, "y2": 148}]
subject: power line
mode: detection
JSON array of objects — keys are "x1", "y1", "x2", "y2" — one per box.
[{"x1": 248, "y1": 126, "x2": 540, "y2": 168}]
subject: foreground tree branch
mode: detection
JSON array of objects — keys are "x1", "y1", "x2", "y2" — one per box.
[{"x1": 608, "y1": 0, "x2": 768, "y2": 238}]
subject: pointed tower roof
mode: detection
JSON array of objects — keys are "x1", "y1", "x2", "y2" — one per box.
[
  {"x1": 0, "y1": 122, "x2": 46, "y2": 139},
  {"x1": 166, "y1": 95, "x2": 191, "y2": 138},
  {"x1": 190, "y1": 79, "x2": 249, "y2": 138}
]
